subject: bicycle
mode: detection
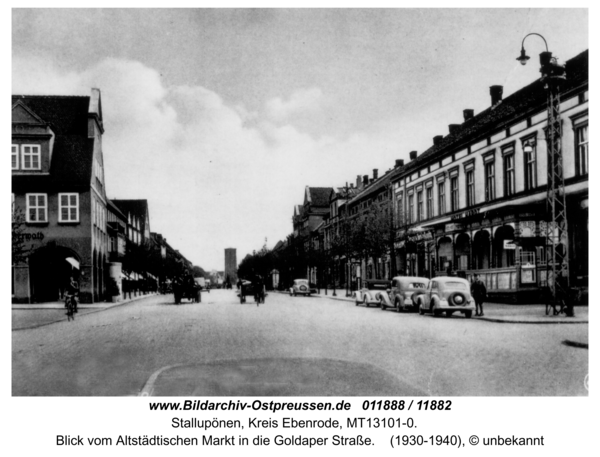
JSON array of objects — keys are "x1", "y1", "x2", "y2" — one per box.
[{"x1": 65, "y1": 294, "x2": 78, "y2": 321}]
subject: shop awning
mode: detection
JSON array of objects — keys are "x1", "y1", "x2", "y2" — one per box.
[{"x1": 65, "y1": 257, "x2": 80, "y2": 269}]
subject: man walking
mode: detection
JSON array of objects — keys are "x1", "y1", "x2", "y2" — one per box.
[{"x1": 471, "y1": 274, "x2": 487, "y2": 317}]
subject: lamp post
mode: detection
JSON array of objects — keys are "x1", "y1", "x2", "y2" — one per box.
[{"x1": 517, "y1": 33, "x2": 572, "y2": 317}]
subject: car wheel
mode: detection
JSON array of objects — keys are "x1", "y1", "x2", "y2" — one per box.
[
  {"x1": 380, "y1": 299, "x2": 386, "y2": 310},
  {"x1": 465, "y1": 311, "x2": 472, "y2": 318},
  {"x1": 418, "y1": 303, "x2": 424, "y2": 315},
  {"x1": 396, "y1": 297, "x2": 404, "y2": 313},
  {"x1": 363, "y1": 296, "x2": 369, "y2": 307},
  {"x1": 448, "y1": 292, "x2": 467, "y2": 307}
]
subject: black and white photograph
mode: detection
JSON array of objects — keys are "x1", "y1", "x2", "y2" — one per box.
[
  {"x1": 10, "y1": 6, "x2": 589, "y2": 399},
  {"x1": 7, "y1": 5, "x2": 595, "y2": 455}
]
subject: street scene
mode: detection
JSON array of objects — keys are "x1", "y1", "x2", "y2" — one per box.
[
  {"x1": 12, "y1": 9, "x2": 588, "y2": 398},
  {"x1": 12, "y1": 290, "x2": 588, "y2": 396}
]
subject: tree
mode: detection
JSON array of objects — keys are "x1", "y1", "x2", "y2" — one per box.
[
  {"x1": 12, "y1": 206, "x2": 30, "y2": 265},
  {"x1": 192, "y1": 265, "x2": 207, "y2": 278}
]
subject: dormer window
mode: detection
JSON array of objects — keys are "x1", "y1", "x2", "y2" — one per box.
[{"x1": 21, "y1": 145, "x2": 41, "y2": 170}]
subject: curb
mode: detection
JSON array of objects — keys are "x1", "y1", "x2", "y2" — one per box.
[
  {"x1": 275, "y1": 291, "x2": 589, "y2": 325},
  {"x1": 12, "y1": 293, "x2": 159, "y2": 331}
]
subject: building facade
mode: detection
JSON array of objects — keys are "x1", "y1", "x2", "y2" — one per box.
[
  {"x1": 390, "y1": 50, "x2": 588, "y2": 302},
  {"x1": 12, "y1": 89, "x2": 109, "y2": 303}
]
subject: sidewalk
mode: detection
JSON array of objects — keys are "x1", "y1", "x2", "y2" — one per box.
[
  {"x1": 12, "y1": 293, "x2": 158, "y2": 330},
  {"x1": 278, "y1": 288, "x2": 589, "y2": 325}
]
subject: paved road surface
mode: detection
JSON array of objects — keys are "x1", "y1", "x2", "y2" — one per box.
[{"x1": 12, "y1": 290, "x2": 588, "y2": 396}]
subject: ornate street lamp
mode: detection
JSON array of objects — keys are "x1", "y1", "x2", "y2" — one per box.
[{"x1": 517, "y1": 33, "x2": 572, "y2": 316}]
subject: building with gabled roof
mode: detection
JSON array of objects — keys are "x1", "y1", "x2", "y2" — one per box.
[{"x1": 12, "y1": 89, "x2": 110, "y2": 303}]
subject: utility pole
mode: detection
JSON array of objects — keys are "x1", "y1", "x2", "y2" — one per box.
[{"x1": 517, "y1": 34, "x2": 572, "y2": 316}]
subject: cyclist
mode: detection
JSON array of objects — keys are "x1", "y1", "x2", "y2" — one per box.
[{"x1": 64, "y1": 276, "x2": 79, "y2": 314}]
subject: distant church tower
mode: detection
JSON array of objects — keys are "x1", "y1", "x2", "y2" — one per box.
[{"x1": 224, "y1": 248, "x2": 237, "y2": 284}]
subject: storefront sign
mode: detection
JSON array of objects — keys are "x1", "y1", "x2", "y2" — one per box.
[
  {"x1": 503, "y1": 239, "x2": 516, "y2": 250},
  {"x1": 394, "y1": 230, "x2": 433, "y2": 249},
  {"x1": 13, "y1": 231, "x2": 45, "y2": 242},
  {"x1": 445, "y1": 223, "x2": 464, "y2": 232},
  {"x1": 450, "y1": 207, "x2": 480, "y2": 221}
]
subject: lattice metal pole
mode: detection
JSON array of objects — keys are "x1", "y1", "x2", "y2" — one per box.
[{"x1": 540, "y1": 51, "x2": 572, "y2": 316}]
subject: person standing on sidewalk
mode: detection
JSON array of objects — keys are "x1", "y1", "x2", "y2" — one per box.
[{"x1": 471, "y1": 274, "x2": 487, "y2": 316}]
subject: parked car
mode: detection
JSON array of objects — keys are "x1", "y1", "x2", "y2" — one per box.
[
  {"x1": 355, "y1": 279, "x2": 391, "y2": 307},
  {"x1": 416, "y1": 276, "x2": 475, "y2": 318},
  {"x1": 380, "y1": 276, "x2": 429, "y2": 312},
  {"x1": 290, "y1": 279, "x2": 312, "y2": 296}
]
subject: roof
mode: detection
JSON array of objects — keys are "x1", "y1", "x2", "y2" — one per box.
[
  {"x1": 306, "y1": 187, "x2": 334, "y2": 207},
  {"x1": 401, "y1": 50, "x2": 588, "y2": 175},
  {"x1": 11, "y1": 95, "x2": 95, "y2": 189},
  {"x1": 348, "y1": 167, "x2": 399, "y2": 206},
  {"x1": 107, "y1": 199, "x2": 127, "y2": 221},
  {"x1": 112, "y1": 200, "x2": 150, "y2": 233}
]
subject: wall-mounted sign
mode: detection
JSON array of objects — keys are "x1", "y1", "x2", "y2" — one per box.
[
  {"x1": 445, "y1": 223, "x2": 464, "y2": 232},
  {"x1": 503, "y1": 239, "x2": 516, "y2": 250},
  {"x1": 450, "y1": 207, "x2": 481, "y2": 221},
  {"x1": 13, "y1": 232, "x2": 45, "y2": 243}
]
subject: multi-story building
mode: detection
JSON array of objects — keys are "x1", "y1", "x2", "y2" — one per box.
[
  {"x1": 390, "y1": 50, "x2": 588, "y2": 302},
  {"x1": 11, "y1": 89, "x2": 109, "y2": 303}
]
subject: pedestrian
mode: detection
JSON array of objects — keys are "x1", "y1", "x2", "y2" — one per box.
[{"x1": 471, "y1": 274, "x2": 487, "y2": 316}]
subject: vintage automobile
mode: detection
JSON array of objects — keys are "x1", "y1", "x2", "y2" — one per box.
[
  {"x1": 173, "y1": 276, "x2": 202, "y2": 304},
  {"x1": 289, "y1": 279, "x2": 313, "y2": 297},
  {"x1": 355, "y1": 279, "x2": 391, "y2": 307},
  {"x1": 416, "y1": 276, "x2": 475, "y2": 318},
  {"x1": 380, "y1": 276, "x2": 429, "y2": 312}
]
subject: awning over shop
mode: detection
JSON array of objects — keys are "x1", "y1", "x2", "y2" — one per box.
[{"x1": 65, "y1": 257, "x2": 80, "y2": 269}]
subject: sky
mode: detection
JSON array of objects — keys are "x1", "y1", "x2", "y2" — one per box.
[{"x1": 10, "y1": 7, "x2": 589, "y2": 271}]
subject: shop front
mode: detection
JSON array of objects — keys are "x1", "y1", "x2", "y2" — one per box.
[{"x1": 426, "y1": 204, "x2": 555, "y2": 303}]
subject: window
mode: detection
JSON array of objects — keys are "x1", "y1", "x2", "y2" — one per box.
[
  {"x1": 503, "y1": 145, "x2": 515, "y2": 196},
  {"x1": 575, "y1": 124, "x2": 588, "y2": 176},
  {"x1": 450, "y1": 176, "x2": 459, "y2": 212},
  {"x1": 59, "y1": 193, "x2": 79, "y2": 222},
  {"x1": 408, "y1": 194, "x2": 414, "y2": 224},
  {"x1": 396, "y1": 196, "x2": 403, "y2": 224},
  {"x1": 12, "y1": 145, "x2": 19, "y2": 170},
  {"x1": 417, "y1": 191, "x2": 424, "y2": 222},
  {"x1": 438, "y1": 181, "x2": 446, "y2": 215},
  {"x1": 426, "y1": 187, "x2": 433, "y2": 219},
  {"x1": 466, "y1": 170, "x2": 475, "y2": 206},
  {"x1": 485, "y1": 161, "x2": 495, "y2": 201},
  {"x1": 26, "y1": 194, "x2": 47, "y2": 222},
  {"x1": 21, "y1": 145, "x2": 41, "y2": 170},
  {"x1": 523, "y1": 139, "x2": 537, "y2": 190}
]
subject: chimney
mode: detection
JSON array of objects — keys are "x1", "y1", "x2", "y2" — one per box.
[
  {"x1": 350, "y1": 183, "x2": 354, "y2": 188},
  {"x1": 356, "y1": 175, "x2": 361, "y2": 189},
  {"x1": 449, "y1": 124, "x2": 460, "y2": 134},
  {"x1": 363, "y1": 175, "x2": 369, "y2": 186},
  {"x1": 373, "y1": 169, "x2": 378, "y2": 180},
  {"x1": 463, "y1": 109, "x2": 474, "y2": 121},
  {"x1": 490, "y1": 85, "x2": 503, "y2": 106},
  {"x1": 409, "y1": 151, "x2": 417, "y2": 161},
  {"x1": 395, "y1": 159, "x2": 404, "y2": 168},
  {"x1": 433, "y1": 135, "x2": 443, "y2": 146}
]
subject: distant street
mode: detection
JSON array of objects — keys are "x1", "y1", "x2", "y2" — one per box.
[{"x1": 12, "y1": 290, "x2": 588, "y2": 396}]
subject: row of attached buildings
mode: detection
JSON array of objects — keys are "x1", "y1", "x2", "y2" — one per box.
[
  {"x1": 277, "y1": 50, "x2": 588, "y2": 303},
  {"x1": 12, "y1": 89, "x2": 193, "y2": 303}
]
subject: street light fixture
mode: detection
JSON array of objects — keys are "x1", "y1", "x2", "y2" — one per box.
[{"x1": 517, "y1": 33, "x2": 572, "y2": 317}]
